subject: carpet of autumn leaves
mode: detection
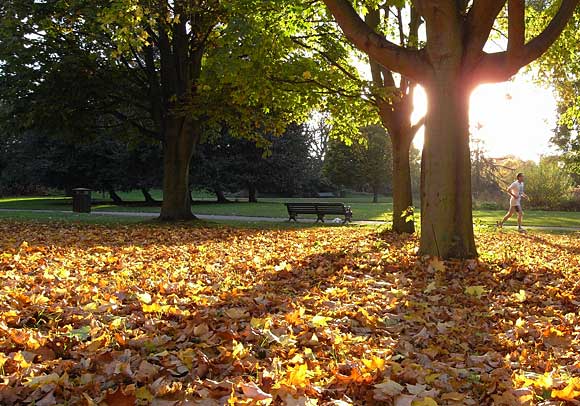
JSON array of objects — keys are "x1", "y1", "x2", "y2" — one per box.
[{"x1": 0, "y1": 221, "x2": 579, "y2": 405}]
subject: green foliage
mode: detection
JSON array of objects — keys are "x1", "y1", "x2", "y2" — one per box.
[
  {"x1": 323, "y1": 125, "x2": 392, "y2": 197},
  {"x1": 522, "y1": 158, "x2": 574, "y2": 208},
  {"x1": 191, "y1": 124, "x2": 319, "y2": 199},
  {"x1": 528, "y1": 6, "x2": 580, "y2": 175},
  {"x1": 0, "y1": 131, "x2": 162, "y2": 196}
]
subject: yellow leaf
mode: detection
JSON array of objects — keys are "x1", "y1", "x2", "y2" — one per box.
[
  {"x1": 424, "y1": 281, "x2": 437, "y2": 293},
  {"x1": 425, "y1": 373, "x2": 440, "y2": 384},
  {"x1": 464, "y1": 285, "x2": 486, "y2": 298},
  {"x1": 85, "y1": 334, "x2": 108, "y2": 352},
  {"x1": 412, "y1": 397, "x2": 438, "y2": 406},
  {"x1": 362, "y1": 356, "x2": 385, "y2": 371},
  {"x1": 24, "y1": 373, "x2": 61, "y2": 388},
  {"x1": 135, "y1": 386, "x2": 154, "y2": 401},
  {"x1": 374, "y1": 379, "x2": 404, "y2": 398},
  {"x1": 142, "y1": 303, "x2": 162, "y2": 313},
  {"x1": 136, "y1": 292, "x2": 152, "y2": 304},
  {"x1": 225, "y1": 308, "x2": 249, "y2": 319},
  {"x1": 178, "y1": 348, "x2": 196, "y2": 369},
  {"x1": 441, "y1": 392, "x2": 465, "y2": 401},
  {"x1": 310, "y1": 315, "x2": 332, "y2": 328},
  {"x1": 286, "y1": 364, "x2": 309, "y2": 387},
  {"x1": 285, "y1": 307, "x2": 305, "y2": 325},
  {"x1": 30, "y1": 294, "x2": 50, "y2": 305},
  {"x1": 83, "y1": 302, "x2": 98, "y2": 311},
  {"x1": 428, "y1": 258, "x2": 445, "y2": 272},
  {"x1": 231, "y1": 340, "x2": 247, "y2": 360},
  {"x1": 302, "y1": 71, "x2": 312, "y2": 80},
  {"x1": 514, "y1": 289, "x2": 527, "y2": 302},
  {"x1": 552, "y1": 379, "x2": 580, "y2": 400}
]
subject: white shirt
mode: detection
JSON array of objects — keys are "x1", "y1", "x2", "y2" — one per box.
[{"x1": 508, "y1": 180, "x2": 524, "y2": 206}]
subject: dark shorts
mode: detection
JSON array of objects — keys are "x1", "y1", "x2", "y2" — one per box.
[{"x1": 513, "y1": 205, "x2": 521, "y2": 213}]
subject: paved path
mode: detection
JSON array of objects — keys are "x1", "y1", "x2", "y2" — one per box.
[{"x1": 0, "y1": 209, "x2": 578, "y2": 231}]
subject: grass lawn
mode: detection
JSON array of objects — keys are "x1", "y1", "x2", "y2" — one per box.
[{"x1": 1, "y1": 193, "x2": 579, "y2": 228}]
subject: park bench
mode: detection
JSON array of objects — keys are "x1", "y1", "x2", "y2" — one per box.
[{"x1": 285, "y1": 202, "x2": 352, "y2": 224}]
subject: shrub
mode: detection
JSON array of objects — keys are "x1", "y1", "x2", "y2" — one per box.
[{"x1": 523, "y1": 159, "x2": 574, "y2": 209}]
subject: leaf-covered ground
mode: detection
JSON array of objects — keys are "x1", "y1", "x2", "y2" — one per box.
[{"x1": 0, "y1": 221, "x2": 578, "y2": 405}]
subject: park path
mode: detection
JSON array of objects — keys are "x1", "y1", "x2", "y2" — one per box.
[{"x1": 0, "y1": 208, "x2": 579, "y2": 232}]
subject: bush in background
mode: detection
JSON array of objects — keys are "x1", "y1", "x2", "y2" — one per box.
[{"x1": 523, "y1": 158, "x2": 574, "y2": 209}]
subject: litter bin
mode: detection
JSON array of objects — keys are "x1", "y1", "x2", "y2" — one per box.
[{"x1": 72, "y1": 188, "x2": 92, "y2": 213}]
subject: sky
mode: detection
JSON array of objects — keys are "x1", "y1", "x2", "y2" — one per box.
[{"x1": 411, "y1": 74, "x2": 559, "y2": 162}]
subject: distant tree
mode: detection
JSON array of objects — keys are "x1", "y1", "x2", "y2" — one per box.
[
  {"x1": 523, "y1": 158, "x2": 574, "y2": 208},
  {"x1": 362, "y1": 127, "x2": 393, "y2": 203},
  {"x1": 191, "y1": 124, "x2": 316, "y2": 202},
  {"x1": 323, "y1": 126, "x2": 392, "y2": 202},
  {"x1": 471, "y1": 138, "x2": 502, "y2": 198},
  {"x1": 0, "y1": 130, "x2": 162, "y2": 199},
  {"x1": 323, "y1": 138, "x2": 365, "y2": 195},
  {"x1": 529, "y1": 5, "x2": 580, "y2": 177},
  {"x1": 552, "y1": 116, "x2": 580, "y2": 180}
]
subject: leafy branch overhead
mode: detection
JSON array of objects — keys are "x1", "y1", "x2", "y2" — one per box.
[{"x1": 323, "y1": 0, "x2": 579, "y2": 85}]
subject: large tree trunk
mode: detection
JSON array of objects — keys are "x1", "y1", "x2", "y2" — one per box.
[
  {"x1": 372, "y1": 187, "x2": 378, "y2": 203},
  {"x1": 248, "y1": 185, "x2": 258, "y2": 203},
  {"x1": 215, "y1": 190, "x2": 230, "y2": 203},
  {"x1": 141, "y1": 188, "x2": 157, "y2": 205},
  {"x1": 391, "y1": 135, "x2": 415, "y2": 234},
  {"x1": 419, "y1": 81, "x2": 476, "y2": 258},
  {"x1": 108, "y1": 189, "x2": 123, "y2": 205},
  {"x1": 159, "y1": 117, "x2": 197, "y2": 221}
]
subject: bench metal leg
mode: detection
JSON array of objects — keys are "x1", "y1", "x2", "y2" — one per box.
[{"x1": 317, "y1": 214, "x2": 325, "y2": 223}]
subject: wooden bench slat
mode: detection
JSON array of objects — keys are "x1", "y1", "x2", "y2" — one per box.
[{"x1": 285, "y1": 202, "x2": 352, "y2": 223}]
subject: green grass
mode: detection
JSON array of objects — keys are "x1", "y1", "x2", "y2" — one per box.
[{"x1": 1, "y1": 193, "x2": 579, "y2": 229}]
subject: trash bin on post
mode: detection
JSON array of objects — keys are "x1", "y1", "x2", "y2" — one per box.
[{"x1": 72, "y1": 188, "x2": 92, "y2": 213}]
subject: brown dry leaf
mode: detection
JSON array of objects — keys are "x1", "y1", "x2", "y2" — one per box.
[
  {"x1": 240, "y1": 381, "x2": 272, "y2": 400},
  {"x1": 0, "y1": 222, "x2": 578, "y2": 405}
]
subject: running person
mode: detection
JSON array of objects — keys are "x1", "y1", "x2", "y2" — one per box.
[{"x1": 497, "y1": 173, "x2": 528, "y2": 232}]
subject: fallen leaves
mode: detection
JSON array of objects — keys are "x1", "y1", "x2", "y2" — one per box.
[{"x1": 0, "y1": 221, "x2": 578, "y2": 404}]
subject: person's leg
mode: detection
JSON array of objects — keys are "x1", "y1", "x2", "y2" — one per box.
[
  {"x1": 517, "y1": 208, "x2": 524, "y2": 230},
  {"x1": 500, "y1": 206, "x2": 515, "y2": 225}
]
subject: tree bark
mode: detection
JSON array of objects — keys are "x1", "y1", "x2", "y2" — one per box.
[
  {"x1": 248, "y1": 185, "x2": 258, "y2": 203},
  {"x1": 108, "y1": 189, "x2": 123, "y2": 204},
  {"x1": 391, "y1": 135, "x2": 415, "y2": 234},
  {"x1": 159, "y1": 116, "x2": 197, "y2": 221},
  {"x1": 215, "y1": 190, "x2": 230, "y2": 203},
  {"x1": 419, "y1": 81, "x2": 476, "y2": 258},
  {"x1": 372, "y1": 187, "x2": 378, "y2": 203},
  {"x1": 141, "y1": 188, "x2": 157, "y2": 205}
]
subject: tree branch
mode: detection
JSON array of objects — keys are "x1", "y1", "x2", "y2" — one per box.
[
  {"x1": 507, "y1": 0, "x2": 525, "y2": 58},
  {"x1": 464, "y1": 0, "x2": 507, "y2": 66},
  {"x1": 474, "y1": 0, "x2": 579, "y2": 83},
  {"x1": 322, "y1": 0, "x2": 428, "y2": 82},
  {"x1": 411, "y1": 115, "x2": 426, "y2": 136}
]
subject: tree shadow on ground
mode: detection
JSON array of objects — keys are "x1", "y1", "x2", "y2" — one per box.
[{"x1": 0, "y1": 226, "x2": 578, "y2": 404}]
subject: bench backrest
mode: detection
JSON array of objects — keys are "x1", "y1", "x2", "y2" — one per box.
[{"x1": 285, "y1": 202, "x2": 348, "y2": 213}]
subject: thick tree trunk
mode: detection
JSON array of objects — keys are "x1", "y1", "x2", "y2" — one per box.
[
  {"x1": 159, "y1": 117, "x2": 197, "y2": 221},
  {"x1": 141, "y1": 188, "x2": 157, "y2": 205},
  {"x1": 248, "y1": 185, "x2": 258, "y2": 203},
  {"x1": 372, "y1": 188, "x2": 378, "y2": 203},
  {"x1": 419, "y1": 81, "x2": 476, "y2": 258},
  {"x1": 391, "y1": 135, "x2": 415, "y2": 234},
  {"x1": 108, "y1": 189, "x2": 123, "y2": 204},
  {"x1": 215, "y1": 190, "x2": 230, "y2": 203}
]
